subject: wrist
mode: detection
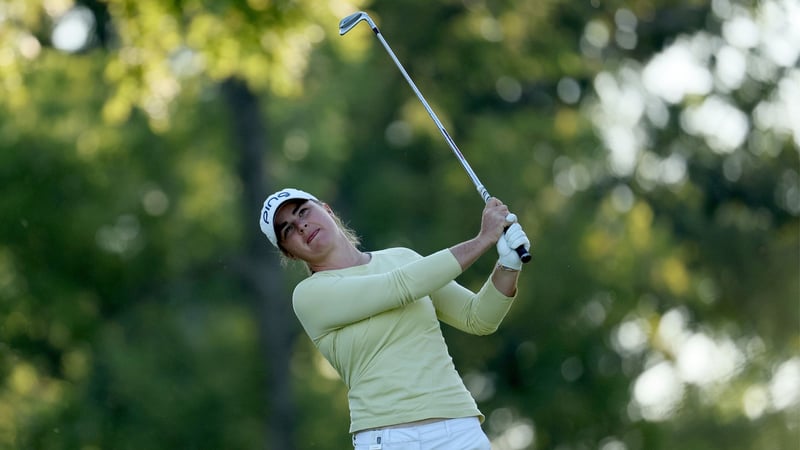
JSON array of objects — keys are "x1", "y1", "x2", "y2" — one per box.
[
  {"x1": 473, "y1": 234, "x2": 495, "y2": 252},
  {"x1": 496, "y1": 261, "x2": 521, "y2": 272}
]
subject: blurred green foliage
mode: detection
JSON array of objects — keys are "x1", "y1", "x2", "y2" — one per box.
[{"x1": 1, "y1": 0, "x2": 798, "y2": 449}]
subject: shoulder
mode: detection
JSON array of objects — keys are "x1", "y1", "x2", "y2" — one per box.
[
  {"x1": 292, "y1": 247, "x2": 422, "y2": 297},
  {"x1": 371, "y1": 247, "x2": 423, "y2": 261},
  {"x1": 292, "y1": 274, "x2": 330, "y2": 317}
]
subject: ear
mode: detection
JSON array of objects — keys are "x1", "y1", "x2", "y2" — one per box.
[{"x1": 323, "y1": 203, "x2": 333, "y2": 214}]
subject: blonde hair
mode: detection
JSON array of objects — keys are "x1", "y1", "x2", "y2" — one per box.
[{"x1": 277, "y1": 199, "x2": 361, "y2": 273}]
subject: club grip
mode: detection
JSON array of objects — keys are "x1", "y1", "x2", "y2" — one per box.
[
  {"x1": 504, "y1": 224, "x2": 532, "y2": 264},
  {"x1": 515, "y1": 244, "x2": 532, "y2": 263}
]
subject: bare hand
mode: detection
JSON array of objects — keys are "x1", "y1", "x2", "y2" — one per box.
[{"x1": 478, "y1": 197, "x2": 511, "y2": 245}]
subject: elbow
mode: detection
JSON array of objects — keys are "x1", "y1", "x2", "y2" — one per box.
[
  {"x1": 470, "y1": 320, "x2": 500, "y2": 336},
  {"x1": 473, "y1": 329, "x2": 497, "y2": 337}
]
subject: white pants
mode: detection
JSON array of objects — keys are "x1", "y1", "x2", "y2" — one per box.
[{"x1": 352, "y1": 417, "x2": 492, "y2": 450}]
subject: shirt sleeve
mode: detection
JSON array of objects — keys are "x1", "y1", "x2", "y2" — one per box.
[
  {"x1": 430, "y1": 278, "x2": 516, "y2": 335},
  {"x1": 292, "y1": 249, "x2": 463, "y2": 341}
]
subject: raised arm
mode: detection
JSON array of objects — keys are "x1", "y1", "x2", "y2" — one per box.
[
  {"x1": 293, "y1": 249, "x2": 463, "y2": 340},
  {"x1": 448, "y1": 197, "x2": 509, "y2": 269},
  {"x1": 432, "y1": 223, "x2": 530, "y2": 334},
  {"x1": 293, "y1": 198, "x2": 529, "y2": 341},
  {"x1": 434, "y1": 202, "x2": 531, "y2": 333},
  {"x1": 451, "y1": 198, "x2": 528, "y2": 297}
]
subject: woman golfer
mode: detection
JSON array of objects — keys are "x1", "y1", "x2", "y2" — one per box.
[{"x1": 260, "y1": 188, "x2": 530, "y2": 450}]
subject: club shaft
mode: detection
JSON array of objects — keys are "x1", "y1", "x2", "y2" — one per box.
[
  {"x1": 373, "y1": 31, "x2": 491, "y2": 203},
  {"x1": 357, "y1": 18, "x2": 531, "y2": 263}
]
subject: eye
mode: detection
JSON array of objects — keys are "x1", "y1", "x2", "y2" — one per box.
[
  {"x1": 282, "y1": 224, "x2": 294, "y2": 240},
  {"x1": 299, "y1": 207, "x2": 308, "y2": 217}
]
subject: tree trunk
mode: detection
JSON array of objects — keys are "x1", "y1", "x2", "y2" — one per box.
[{"x1": 221, "y1": 77, "x2": 296, "y2": 450}]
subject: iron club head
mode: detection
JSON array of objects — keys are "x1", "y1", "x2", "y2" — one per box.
[{"x1": 339, "y1": 11, "x2": 376, "y2": 35}]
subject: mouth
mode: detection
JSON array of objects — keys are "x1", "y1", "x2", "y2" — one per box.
[{"x1": 307, "y1": 229, "x2": 319, "y2": 244}]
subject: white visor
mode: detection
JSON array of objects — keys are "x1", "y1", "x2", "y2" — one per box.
[{"x1": 259, "y1": 188, "x2": 318, "y2": 247}]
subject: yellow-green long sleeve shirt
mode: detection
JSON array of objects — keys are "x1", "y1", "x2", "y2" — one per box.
[{"x1": 292, "y1": 247, "x2": 516, "y2": 433}]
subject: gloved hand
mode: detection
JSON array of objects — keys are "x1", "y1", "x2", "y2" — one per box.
[{"x1": 496, "y1": 222, "x2": 531, "y2": 271}]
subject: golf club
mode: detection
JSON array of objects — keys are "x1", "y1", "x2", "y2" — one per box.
[{"x1": 339, "y1": 11, "x2": 531, "y2": 263}]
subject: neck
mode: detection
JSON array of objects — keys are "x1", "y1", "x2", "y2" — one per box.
[{"x1": 308, "y1": 243, "x2": 370, "y2": 273}]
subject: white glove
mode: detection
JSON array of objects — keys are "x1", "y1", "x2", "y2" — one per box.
[{"x1": 496, "y1": 222, "x2": 530, "y2": 271}]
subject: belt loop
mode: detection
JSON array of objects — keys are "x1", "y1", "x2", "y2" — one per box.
[{"x1": 368, "y1": 431, "x2": 383, "y2": 450}]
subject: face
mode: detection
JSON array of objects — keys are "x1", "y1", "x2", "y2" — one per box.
[{"x1": 274, "y1": 200, "x2": 337, "y2": 261}]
